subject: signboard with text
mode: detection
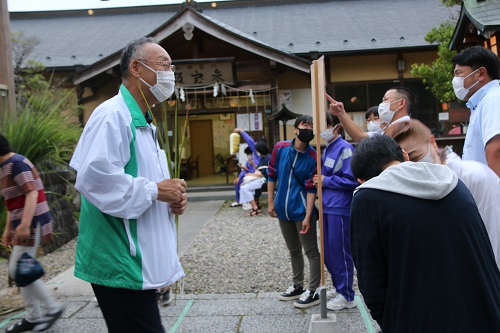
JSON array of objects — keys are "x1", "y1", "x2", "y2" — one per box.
[{"x1": 173, "y1": 58, "x2": 236, "y2": 86}]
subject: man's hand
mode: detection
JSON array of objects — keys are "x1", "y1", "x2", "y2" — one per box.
[
  {"x1": 157, "y1": 178, "x2": 187, "y2": 203},
  {"x1": 233, "y1": 128, "x2": 242, "y2": 134},
  {"x1": 312, "y1": 175, "x2": 324, "y2": 187},
  {"x1": 169, "y1": 194, "x2": 188, "y2": 216},
  {"x1": 326, "y1": 93, "x2": 346, "y2": 117},
  {"x1": 300, "y1": 217, "x2": 311, "y2": 234},
  {"x1": 268, "y1": 203, "x2": 278, "y2": 218},
  {"x1": 15, "y1": 223, "x2": 31, "y2": 244},
  {"x1": 233, "y1": 177, "x2": 240, "y2": 185},
  {"x1": 1, "y1": 229, "x2": 12, "y2": 247}
]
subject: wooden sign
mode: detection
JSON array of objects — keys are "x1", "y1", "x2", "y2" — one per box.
[
  {"x1": 311, "y1": 56, "x2": 326, "y2": 135},
  {"x1": 310, "y1": 56, "x2": 326, "y2": 288},
  {"x1": 173, "y1": 57, "x2": 236, "y2": 86}
]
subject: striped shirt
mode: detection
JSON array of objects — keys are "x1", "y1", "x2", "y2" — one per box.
[{"x1": 0, "y1": 154, "x2": 52, "y2": 245}]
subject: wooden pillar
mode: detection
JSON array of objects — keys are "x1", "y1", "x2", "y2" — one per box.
[{"x1": 0, "y1": 0, "x2": 16, "y2": 118}]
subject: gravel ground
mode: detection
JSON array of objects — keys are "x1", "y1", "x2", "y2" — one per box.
[
  {"x1": 1, "y1": 201, "x2": 357, "y2": 297},
  {"x1": 180, "y1": 202, "x2": 355, "y2": 294}
]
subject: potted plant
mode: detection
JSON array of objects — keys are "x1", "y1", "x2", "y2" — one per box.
[{"x1": 214, "y1": 153, "x2": 230, "y2": 173}]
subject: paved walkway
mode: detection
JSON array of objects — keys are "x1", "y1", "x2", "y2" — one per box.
[{"x1": 0, "y1": 200, "x2": 379, "y2": 333}]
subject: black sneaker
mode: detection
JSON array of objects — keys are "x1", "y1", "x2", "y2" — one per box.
[
  {"x1": 33, "y1": 307, "x2": 64, "y2": 332},
  {"x1": 159, "y1": 288, "x2": 173, "y2": 306},
  {"x1": 5, "y1": 319, "x2": 39, "y2": 333},
  {"x1": 279, "y1": 285, "x2": 304, "y2": 301},
  {"x1": 293, "y1": 290, "x2": 320, "y2": 308}
]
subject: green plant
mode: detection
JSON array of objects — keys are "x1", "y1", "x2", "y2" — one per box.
[
  {"x1": 214, "y1": 153, "x2": 230, "y2": 171},
  {"x1": 411, "y1": 21, "x2": 457, "y2": 103},
  {"x1": 0, "y1": 31, "x2": 81, "y2": 257},
  {"x1": 410, "y1": 0, "x2": 461, "y2": 103},
  {"x1": 0, "y1": 85, "x2": 81, "y2": 252}
]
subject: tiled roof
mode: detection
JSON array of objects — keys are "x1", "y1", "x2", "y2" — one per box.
[
  {"x1": 462, "y1": 0, "x2": 500, "y2": 31},
  {"x1": 9, "y1": 0, "x2": 454, "y2": 69},
  {"x1": 201, "y1": 0, "x2": 454, "y2": 55}
]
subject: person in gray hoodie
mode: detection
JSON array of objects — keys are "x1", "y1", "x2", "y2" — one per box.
[
  {"x1": 349, "y1": 135, "x2": 500, "y2": 333},
  {"x1": 385, "y1": 119, "x2": 500, "y2": 269}
]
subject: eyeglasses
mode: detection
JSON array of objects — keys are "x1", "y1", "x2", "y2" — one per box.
[{"x1": 138, "y1": 59, "x2": 175, "y2": 72}]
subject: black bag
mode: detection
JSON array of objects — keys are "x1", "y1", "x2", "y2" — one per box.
[{"x1": 15, "y1": 252, "x2": 45, "y2": 287}]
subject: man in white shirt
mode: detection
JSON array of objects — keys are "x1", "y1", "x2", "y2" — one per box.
[
  {"x1": 452, "y1": 46, "x2": 500, "y2": 177},
  {"x1": 327, "y1": 86, "x2": 415, "y2": 142},
  {"x1": 70, "y1": 37, "x2": 187, "y2": 333}
]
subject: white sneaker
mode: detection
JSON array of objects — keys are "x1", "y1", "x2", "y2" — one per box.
[
  {"x1": 242, "y1": 203, "x2": 252, "y2": 211},
  {"x1": 327, "y1": 288, "x2": 338, "y2": 299},
  {"x1": 327, "y1": 294, "x2": 357, "y2": 311}
]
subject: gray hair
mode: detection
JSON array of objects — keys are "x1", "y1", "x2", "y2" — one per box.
[{"x1": 120, "y1": 37, "x2": 158, "y2": 79}]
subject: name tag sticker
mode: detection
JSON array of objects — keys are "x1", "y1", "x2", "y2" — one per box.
[{"x1": 324, "y1": 158, "x2": 335, "y2": 168}]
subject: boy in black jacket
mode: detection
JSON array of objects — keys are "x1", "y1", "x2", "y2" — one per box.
[{"x1": 350, "y1": 135, "x2": 500, "y2": 333}]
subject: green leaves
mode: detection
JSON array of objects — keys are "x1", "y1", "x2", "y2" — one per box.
[
  {"x1": 1, "y1": 88, "x2": 81, "y2": 170},
  {"x1": 411, "y1": 21, "x2": 457, "y2": 103}
]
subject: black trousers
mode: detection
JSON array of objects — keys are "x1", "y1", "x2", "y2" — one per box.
[{"x1": 91, "y1": 284, "x2": 165, "y2": 333}]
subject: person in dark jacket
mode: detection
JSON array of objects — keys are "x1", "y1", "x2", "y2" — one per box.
[
  {"x1": 268, "y1": 115, "x2": 320, "y2": 309},
  {"x1": 350, "y1": 135, "x2": 500, "y2": 333}
]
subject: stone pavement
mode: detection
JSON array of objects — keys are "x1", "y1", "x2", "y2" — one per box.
[{"x1": 0, "y1": 200, "x2": 379, "y2": 333}]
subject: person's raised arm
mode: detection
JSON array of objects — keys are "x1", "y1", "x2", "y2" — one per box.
[
  {"x1": 326, "y1": 93, "x2": 368, "y2": 142},
  {"x1": 234, "y1": 128, "x2": 256, "y2": 153}
]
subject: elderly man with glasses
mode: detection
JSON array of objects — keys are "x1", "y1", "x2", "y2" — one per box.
[{"x1": 70, "y1": 37, "x2": 186, "y2": 333}]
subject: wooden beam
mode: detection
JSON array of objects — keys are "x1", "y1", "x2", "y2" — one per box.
[{"x1": 0, "y1": 0, "x2": 16, "y2": 117}]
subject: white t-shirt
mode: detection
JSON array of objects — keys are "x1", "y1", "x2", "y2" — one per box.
[
  {"x1": 446, "y1": 152, "x2": 500, "y2": 268},
  {"x1": 463, "y1": 80, "x2": 500, "y2": 165}
]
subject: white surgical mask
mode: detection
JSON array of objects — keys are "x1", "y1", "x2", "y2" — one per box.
[
  {"x1": 139, "y1": 61, "x2": 175, "y2": 102},
  {"x1": 378, "y1": 99, "x2": 402, "y2": 124},
  {"x1": 452, "y1": 68, "x2": 480, "y2": 100},
  {"x1": 320, "y1": 129, "x2": 335, "y2": 142},
  {"x1": 367, "y1": 120, "x2": 384, "y2": 133},
  {"x1": 418, "y1": 142, "x2": 435, "y2": 164}
]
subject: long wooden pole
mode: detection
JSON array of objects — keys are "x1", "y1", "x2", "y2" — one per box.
[
  {"x1": 310, "y1": 56, "x2": 327, "y2": 318},
  {"x1": 0, "y1": 0, "x2": 16, "y2": 118}
]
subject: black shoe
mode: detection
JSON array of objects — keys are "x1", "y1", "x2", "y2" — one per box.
[
  {"x1": 5, "y1": 319, "x2": 39, "y2": 333},
  {"x1": 279, "y1": 285, "x2": 304, "y2": 301},
  {"x1": 32, "y1": 307, "x2": 64, "y2": 332},
  {"x1": 159, "y1": 288, "x2": 173, "y2": 306},
  {"x1": 293, "y1": 290, "x2": 320, "y2": 308}
]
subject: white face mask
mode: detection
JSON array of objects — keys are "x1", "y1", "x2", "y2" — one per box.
[
  {"x1": 139, "y1": 61, "x2": 175, "y2": 102},
  {"x1": 418, "y1": 142, "x2": 436, "y2": 164},
  {"x1": 378, "y1": 99, "x2": 402, "y2": 124},
  {"x1": 452, "y1": 68, "x2": 480, "y2": 100},
  {"x1": 320, "y1": 124, "x2": 339, "y2": 143},
  {"x1": 367, "y1": 120, "x2": 384, "y2": 133},
  {"x1": 320, "y1": 129, "x2": 335, "y2": 142}
]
